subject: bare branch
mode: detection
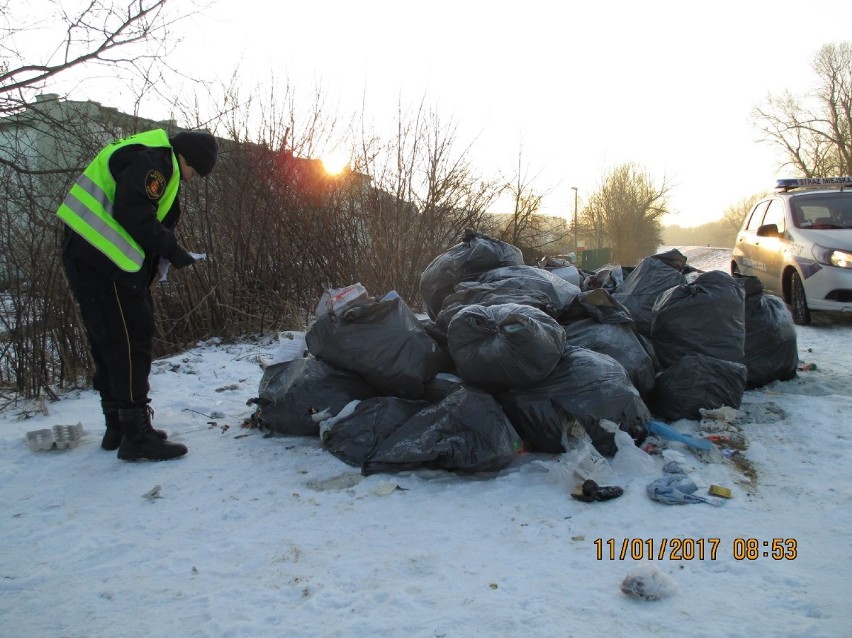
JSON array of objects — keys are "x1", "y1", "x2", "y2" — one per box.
[
  {"x1": 752, "y1": 41, "x2": 852, "y2": 176},
  {"x1": 0, "y1": 0, "x2": 203, "y2": 117}
]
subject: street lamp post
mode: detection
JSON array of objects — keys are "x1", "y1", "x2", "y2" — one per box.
[{"x1": 571, "y1": 186, "x2": 578, "y2": 255}]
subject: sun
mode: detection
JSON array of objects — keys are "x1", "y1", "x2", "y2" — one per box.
[{"x1": 321, "y1": 151, "x2": 349, "y2": 175}]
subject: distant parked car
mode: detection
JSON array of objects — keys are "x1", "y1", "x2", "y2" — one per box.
[{"x1": 731, "y1": 177, "x2": 852, "y2": 325}]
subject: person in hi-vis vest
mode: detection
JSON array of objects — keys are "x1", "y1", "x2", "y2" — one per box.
[{"x1": 58, "y1": 129, "x2": 218, "y2": 461}]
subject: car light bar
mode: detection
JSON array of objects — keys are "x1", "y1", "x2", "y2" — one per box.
[{"x1": 776, "y1": 176, "x2": 852, "y2": 189}]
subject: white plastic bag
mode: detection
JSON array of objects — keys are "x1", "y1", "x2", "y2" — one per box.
[
  {"x1": 269, "y1": 331, "x2": 307, "y2": 364},
  {"x1": 612, "y1": 429, "x2": 657, "y2": 478},
  {"x1": 315, "y1": 283, "x2": 369, "y2": 317},
  {"x1": 561, "y1": 421, "x2": 614, "y2": 484}
]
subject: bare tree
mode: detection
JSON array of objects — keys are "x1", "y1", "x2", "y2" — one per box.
[
  {"x1": 501, "y1": 146, "x2": 542, "y2": 246},
  {"x1": 721, "y1": 192, "x2": 768, "y2": 236},
  {"x1": 752, "y1": 41, "x2": 852, "y2": 176},
  {"x1": 490, "y1": 146, "x2": 568, "y2": 262},
  {"x1": 136, "y1": 74, "x2": 352, "y2": 350},
  {"x1": 0, "y1": 1, "x2": 193, "y2": 112},
  {"x1": 663, "y1": 190, "x2": 768, "y2": 249},
  {"x1": 350, "y1": 97, "x2": 502, "y2": 307},
  {"x1": 0, "y1": 1, "x2": 199, "y2": 402},
  {"x1": 584, "y1": 162, "x2": 671, "y2": 265},
  {"x1": 1, "y1": 6, "x2": 512, "y2": 400},
  {"x1": 156, "y1": 84, "x2": 504, "y2": 342}
]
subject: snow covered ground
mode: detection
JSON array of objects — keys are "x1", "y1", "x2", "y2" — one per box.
[
  {"x1": 1, "y1": 248, "x2": 850, "y2": 637},
  {"x1": 664, "y1": 245, "x2": 732, "y2": 272}
]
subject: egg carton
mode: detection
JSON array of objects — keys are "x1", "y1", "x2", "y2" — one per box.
[{"x1": 26, "y1": 423, "x2": 84, "y2": 451}]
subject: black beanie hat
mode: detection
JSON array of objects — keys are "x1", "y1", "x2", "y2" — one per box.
[{"x1": 170, "y1": 131, "x2": 218, "y2": 177}]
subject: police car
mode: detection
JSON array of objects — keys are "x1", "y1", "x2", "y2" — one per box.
[{"x1": 731, "y1": 176, "x2": 852, "y2": 325}]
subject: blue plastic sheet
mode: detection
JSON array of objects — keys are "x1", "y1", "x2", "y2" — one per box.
[{"x1": 646, "y1": 420, "x2": 713, "y2": 450}]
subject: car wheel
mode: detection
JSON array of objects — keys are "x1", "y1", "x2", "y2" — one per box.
[{"x1": 790, "y1": 271, "x2": 811, "y2": 325}]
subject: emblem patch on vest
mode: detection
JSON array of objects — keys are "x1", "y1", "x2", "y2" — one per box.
[{"x1": 145, "y1": 170, "x2": 166, "y2": 199}]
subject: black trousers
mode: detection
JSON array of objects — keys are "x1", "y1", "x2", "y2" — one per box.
[{"x1": 63, "y1": 255, "x2": 154, "y2": 407}]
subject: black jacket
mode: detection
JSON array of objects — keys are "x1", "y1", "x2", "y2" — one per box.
[{"x1": 62, "y1": 143, "x2": 189, "y2": 290}]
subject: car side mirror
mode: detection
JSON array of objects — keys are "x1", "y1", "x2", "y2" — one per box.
[{"x1": 756, "y1": 223, "x2": 780, "y2": 237}]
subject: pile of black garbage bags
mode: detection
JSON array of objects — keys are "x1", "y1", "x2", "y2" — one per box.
[{"x1": 249, "y1": 229, "x2": 799, "y2": 476}]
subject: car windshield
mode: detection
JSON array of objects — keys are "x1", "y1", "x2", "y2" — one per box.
[{"x1": 791, "y1": 192, "x2": 852, "y2": 229}]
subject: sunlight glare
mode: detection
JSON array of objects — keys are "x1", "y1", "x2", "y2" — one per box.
[{"x1": 321, "y1": 152, "x2": 349, "y2": 175}]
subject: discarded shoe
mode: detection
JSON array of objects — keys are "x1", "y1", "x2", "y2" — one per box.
[
  {"x1": 572, "y1": 479, "x2": 598, "y2": 502},
  {"x1": 571, "y1": 479, "x2": 624, "y2": 502},
  {"x1": 594, "y1": 484, "x2": 625, "y2": 501}
]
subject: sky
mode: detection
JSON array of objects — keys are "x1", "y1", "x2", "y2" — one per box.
[
  {"x1": 2, "y1": 247, "x2": 851, "y2": 637},
  {"x1": 163, "y1": 0, "x2": 852, "y2": 227},
  {"x1": 10, "y1": 0, "x2": 852, "y2": 227}
]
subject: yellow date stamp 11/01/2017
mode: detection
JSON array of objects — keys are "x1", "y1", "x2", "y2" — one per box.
[{"x1": 594, "y1": 538, "x2": 798, "y2": 561}]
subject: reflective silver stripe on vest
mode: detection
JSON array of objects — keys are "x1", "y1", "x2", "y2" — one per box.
[
  {"x1": 76, "y1": 174, "x2": 114, "y2": 216},
  {"x1": 62, "y1": 175, "x2": 142, "y2": 265}
]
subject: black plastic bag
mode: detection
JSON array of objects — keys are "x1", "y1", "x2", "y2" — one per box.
[
  {"x1": 419, "y1": 229, "x2": 524, "y2": 320},
  {"x1": 562, "y1": 318, "x2": 656, "y2": 396},
  {"x1": 476, "y1": 265, "x2": 581, "y2": 321},
  {"x1": 562, "y1": 287, "x2": 634, "y2": 324},
  {"x1": 421, "y1": 373, "x2": 465, "y2": 403},
  {"x1": 362, "y1": 387, "x2": 522, "y2": 476},
  {"x1": 436, "y1": 279, "x2": 558, "y2": 335},
  {"x1": 613, "y1": 250, "x2": 688, "y2": 337},
  {"x1": 306, "y1": 295, "x2": 451, "y2": 399},
  {"x1": 420, "y1": 317, "x2": 451, "y2": 351},
  {"x1": 651, "y1": 248, "x2": 689, "y2": 271},
  {"x1": 739, "y1": 275, "x2": 799, "y2": 388},
  {"x1": 250, "y1": 357, "x2": 376, "y2": 436},
  {"x1": 322, "y1": 397, "x2": 431, "y2": 467},
  {"x1": 499, "y1": 345, "x2": 650, "y2": 456},
  {"x1": 447, "y1": 303, "x2": 566, "y2": 391},
  {"x1": 538, "y1": 255, "x2": 581, "y2": 286},
  {"x1": 648, "y1": 353, "x2": 748, "y2": 420},
  {"x1": 650, "y1": 270, "x2": 746, "y2": 368},
  {"x1": 581, "y1": 264, "x2": 624, "y2": 293}
]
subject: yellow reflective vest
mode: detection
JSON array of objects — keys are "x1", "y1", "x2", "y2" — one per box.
[{"x1": 56, "y1": 129, "x2": 180, "y2": 272}]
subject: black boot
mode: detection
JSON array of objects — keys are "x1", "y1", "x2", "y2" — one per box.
[
  {"x1": 117, "y1": 405, "x2": 187, "y2": 461},
  {"x1": 100, "y1": 400, "x2": 124, "y2": 451},
  {"x1": 101, "y1": 400, "x2": 167, "y2": 451}
]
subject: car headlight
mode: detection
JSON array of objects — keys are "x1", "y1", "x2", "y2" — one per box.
[{"x1": 812, "y1": 244, "x2": 852, "y2": 268}]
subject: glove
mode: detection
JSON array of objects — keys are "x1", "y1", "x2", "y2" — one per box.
[{"x1": 168, "y1": 247, "x2": 197, "y2": 270}]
